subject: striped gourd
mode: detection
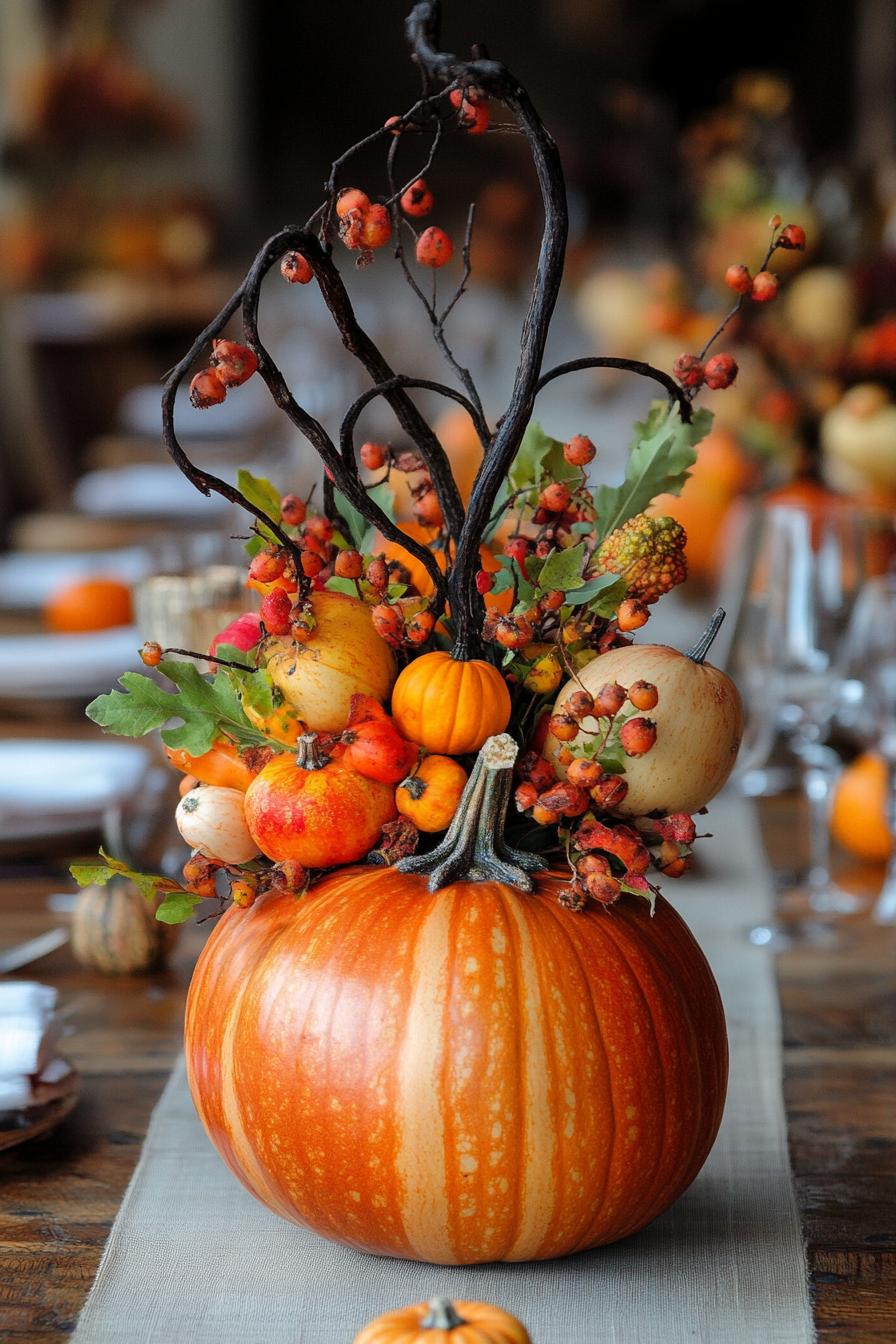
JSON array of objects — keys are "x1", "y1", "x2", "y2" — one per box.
[
  {"x1": 71, "y1": 880, "x2": 172, "y2": 975},
  {"x1": 184, "y1": 736, "x2": 727, "y2": 1264}
]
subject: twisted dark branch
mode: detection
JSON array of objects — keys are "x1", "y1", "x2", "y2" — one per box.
[
  {"x1": 239, "y1": 229, "x2": 450, "y2": 609},
  {"x1": 308, "y1": 237, "x2": 467, "y2": 542},
  {"x1": 340, "y1": 375, "x2": 487, "y2": 460},
  {"x1": 406, "y1": 1, "x2": 568, "y2": 659},
  {"x1": 536, "y1": 357, "x2": 693, "y2": 423},
  {"x1": 161, "y1": 289, "x2": 306, "y2": 572}
]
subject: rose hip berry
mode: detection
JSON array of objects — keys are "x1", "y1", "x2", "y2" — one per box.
[
  {"x1": 189, "y1": 368, "x2": 226, "y2": 408},
  {"x1": 371, "y1": 603, "x2": 404, "y2": 646},
  {"x1": 617, "y1": 597, "x2": 650, "y2": 631},
  {"x1": 566, "y1": 757, "x2": 603, "y2": 789},
  {"x1": 539, "y1": 481, "x2": 571, "y2": 512},
  {"x1": 566, "y1": 689, "x2": 595, "y2": 720},
  {"x1": 360, "y1": 441, "x2": 387, "y2": 470},
  {"x1": 548, "y1": 712, "x2": 579, "y2": 742},
  {"x1": 140, "y1": 640, "x2": 163, "y2": 667},
  {"x1": 366, "y1": 557, "x2": 389, "y2": 592},
  {"x1": 563, "y1": 434, "x2": 596, "y2": 466},
  {"x1": 335, "y1": 188, "x2": 370, "y2": 218},
  {"x1": 300, "y1": 550, "x2": 324, "y2": 578},
  {"x1": 334, "y1": 549, "x2": 363, "y2": 579},
  {"x1": 751, "y1": 270, "x2": 780, "y2": 303},
  {"x1": 590, "y1": 774, "x2": 628, "y2": 810},
  {"x1": 514, "y1": 781, "x2": 538, "y2": 812},
  {"x1": 620, "y1": 716, "x2": 657, "y2": 756},
  {"x1": 400, "y1": 178, "x2": 434, "y2": 217},
  {"x1": 281, "y1": 250, "x2": 314, "y2": 284},
  {"x1": 413, "y1": 488, "x2": 443, "y2": 528},
  {"x1": 260, "y1": 587, "x2": 293, "y2": 636},
  {"x1": 359, "y1": 204, "x2": 392, "y2": 249},
  {"x1": 248, "y1": 550, "x2": 286, "y2": 583},
  {"x1": 416, "y1": 227, "x2": 454, "y2": 268},
  {"x1": 210, "y1": 339, "x2": 258, "y2": 387},
  {"x1": 704, "y1": 353, "x2": 738, "y2": 390},
  {"x1": 594, "y1": 682, "x2": 627, "y2": 717},
  {"x1": 672, "y1": 353, "x2": 705, "y2": 389},
  {"x1": 628, "y1": 679, "x2": 659, "y2": 711},
  {"x1": 777, "y1": 223, "x2": 806, "y2": 250},
  {"x1": 280, "y1": 494, "x2": 306, "y2": 526},
  {"x1": 724, "y1": 263, "x2": 752, "y2": 294},
  {"x1": 476, "y1": 569, "x2": 495, "y2": 594}
]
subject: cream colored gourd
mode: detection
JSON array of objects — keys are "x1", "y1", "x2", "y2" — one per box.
[
  {"x1": 175, "y1": 784, "x2": 260, "y2": 864},
  {"x1": 821, "y1": 384, "x2": 896, "y2": 494},
  {"x1": 265, "y1": 591, "x2": 397, "y2": 732},
  {"x1": 71, "y1": 880, "x2": 174, "y2": 974},
  {"x1": 785, "y1": 266, "x2": 857, "y2": 350},
  {"x1": 545, "y1": 610, "x2": 743, "y2": 817}
]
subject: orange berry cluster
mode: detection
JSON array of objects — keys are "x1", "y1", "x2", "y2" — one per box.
[
  {"x1": 189, "y1": 338, "x2": 259, "y2": 410},
  {"x1": 181, "y1": 852, "x2": 309, "y2": 911}
]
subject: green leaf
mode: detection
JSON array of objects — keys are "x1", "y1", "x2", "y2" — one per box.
[
  {"x1": 87, "y1": 659, "x2": 275, "y2": 755},
  {"x1": 508, "y1": 423, "x2": 580, "y2": 496},
  {"x1": 215, "y1": 645, "x2": 279, "y2": 724},
  {"x1": 335, "y1": 483, "x2": 395, "y2": 553},
  {"x1": 537, "y1": 542, "x2": 588, "y2": 593},
  {"x1": 156, "y1": 891, "x2": 203, "y2": 924},
  {"x1": 237, "y1": 469, "x2": 282, "y2": 544},
  {"x1": 592, "y1": 404, "x2": 712, "y2": 542},
  {"x1": 565, "y1": 573, "x2": 628, "y2": 614}
]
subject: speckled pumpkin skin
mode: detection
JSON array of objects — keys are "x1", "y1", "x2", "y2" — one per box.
[{"x1": 185, "y1": 869, "x2": 727, "y2": 1264}]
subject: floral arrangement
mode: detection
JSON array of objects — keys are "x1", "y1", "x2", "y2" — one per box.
[{"x1": 70, "y1": 1, "x2": 806, "y2": 922}]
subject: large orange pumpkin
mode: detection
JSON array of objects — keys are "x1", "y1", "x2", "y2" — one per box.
[{"x1": 185, "y1": 735, "x2": 727, "y2": 1264}]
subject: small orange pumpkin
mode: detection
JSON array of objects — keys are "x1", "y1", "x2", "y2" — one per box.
[
  {"x1": 396, "y1": 755, "x2": 468, "y2": 832},
  {"x1": 354, "y1": 1297, "x2": 531, "y2": 1344},
  {"x1": 391, "y1": 651, "x2": 511, "y2": 755}
]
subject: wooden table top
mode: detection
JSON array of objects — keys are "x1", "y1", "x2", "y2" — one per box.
[{"x1": 0, "y1": 727, "x2": 893, "y2": 1342}]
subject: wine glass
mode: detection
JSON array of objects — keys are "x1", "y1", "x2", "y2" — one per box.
[
  {"x1": 836, "y1": 572, "x2": 896, "y2": 924},
  {"x1": 728, "y1": 504, "x2": 868, "y2": 946}
]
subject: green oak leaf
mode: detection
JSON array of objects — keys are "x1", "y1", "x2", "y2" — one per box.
[
  {"x1": 87, "y1": 658, "x2": 276, "y2": 755},
  {"x1": 593, "y1": 404, "x2": 712, "y2": 542},
  {"x1": 155, "y1": 891, "x2": 203, "y2": 924},
  {"x1": 70, "y1": 851, "x2": 203, "y2": 924}
]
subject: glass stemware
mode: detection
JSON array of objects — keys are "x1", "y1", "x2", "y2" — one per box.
[
  {"x1": 836, "y1": 572, "x2": 896, "y2": 924},
  {"x1": 727, "y1": 504, "x2": 868, "y2": 947}
]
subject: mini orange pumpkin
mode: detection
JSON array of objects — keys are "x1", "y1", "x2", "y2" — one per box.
[
  {"x1": 391, "y1": 651, "x2": 511, "y2": 755},
  {"x1": 354, "y1": 1297, "x2": 531, "y2": 1344},
  {"x1": 396, "y1": 755, "x2": 468, "y2": 832}
]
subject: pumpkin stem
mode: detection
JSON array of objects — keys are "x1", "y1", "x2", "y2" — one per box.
[
  {"x1": 686, "y1": 606, "x2": 726, "y2": 665},
  {"x1": 421, "y1": 1298, "x2": 466, "y2": 1330},
  {"x1": 295, "y1": 734, "x2": 327, "y2": 771},
  {"x1": 396, "y1": 734, "x2": 546, "y2": 892}
]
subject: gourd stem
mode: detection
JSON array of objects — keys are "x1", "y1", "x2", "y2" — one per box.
[
  {"x1": 295, "y1": 734, "x2": 326, "y2": 771},
  {"x1": 397, "y1": 734, "x2": 545, "y2": 893},
  {"x1": 421, "y1": 1298, "x2": 466, "y2": 1330},
  {"x1": 686, "y1": 607, "x2": 726, "y2": 666}
]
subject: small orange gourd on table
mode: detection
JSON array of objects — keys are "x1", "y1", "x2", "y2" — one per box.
[{"x1": 354, "y1": 1297, "x2": 530, "y2": 1344}]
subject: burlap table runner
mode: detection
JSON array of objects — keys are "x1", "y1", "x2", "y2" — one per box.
[{"x1": 74, "y1": 793, "x2": 814, "y2": 1343}]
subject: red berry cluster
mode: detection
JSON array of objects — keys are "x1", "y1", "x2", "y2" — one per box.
[
  {"x1": 449, "y1": 85, "x2": 490, "y2": 135},
  {"x1": 673, "y1": 219, "x2": 807, "y2": 396},
  {"x1": 189, "y1": 339, "x2": 258, "y2": 409},
  {"x1": 336, "y1": 188, "x2": 392, "y2": 259}
]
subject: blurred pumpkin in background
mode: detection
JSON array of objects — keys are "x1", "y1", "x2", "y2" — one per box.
[
  {"x1": 831, "y1": 752, "x2": 893, "y2": 862},
  {"x1": 44, "y1": 576, "x2": 133, "y2": 632}
]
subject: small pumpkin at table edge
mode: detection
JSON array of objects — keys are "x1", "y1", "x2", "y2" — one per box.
[{"x1": 353, "y1": 1295, "x2": 531, "y2": 1344}]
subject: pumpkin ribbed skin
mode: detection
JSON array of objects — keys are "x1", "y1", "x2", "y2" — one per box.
[
  {"x1": 391, "y1": 651, "x2": 511, "y2": 755},
  {"x1": 185, "y1": 869, "x2": 727, "y2": 1264},
  {"x1": 354, "y1": 1298, "x2": 530, "y2": 1344}
]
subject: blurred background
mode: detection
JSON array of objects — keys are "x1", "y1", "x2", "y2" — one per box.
[{"x1": 2, "y1": 0, "x2": 896, "y2": 923}]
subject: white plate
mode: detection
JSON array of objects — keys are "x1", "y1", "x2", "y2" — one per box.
[
  {"x1": 0, "y1": 625, "x2": 143, "y2": 699},
  {"x1": 73, "y1": 465, "x2": 235, "y2": 521},
  {"x1": 0, "y1": 740, "x2": 152, "y2": 839},
  {"x1": 0, "y1": 547, "x2": 154, "y2": 611},
  {"x1": 119, "y1": 380, "x2": 272, "y2": 440}
]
